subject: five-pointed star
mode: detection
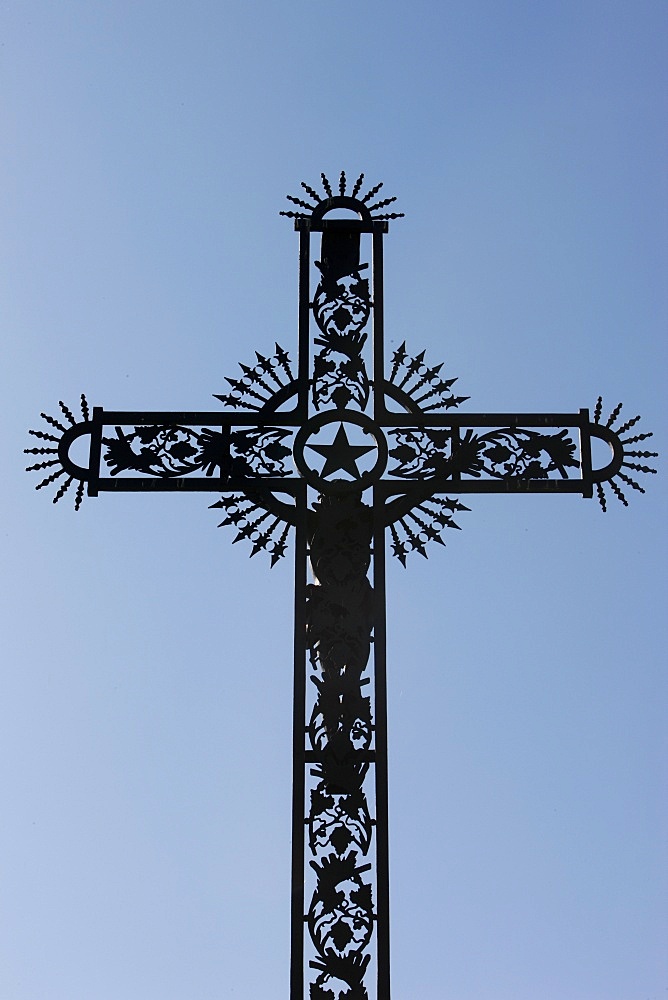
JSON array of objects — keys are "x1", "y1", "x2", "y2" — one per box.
[{"x1": 306, "y1": 423, "x2": 376, "y2": 480}]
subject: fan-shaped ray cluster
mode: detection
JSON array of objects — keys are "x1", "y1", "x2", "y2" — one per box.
[
  {"x1": 388, "y1": 342, "x2": 469, "y2": 412},
  {"x1": 210, "y1": 495, "x2": 291, "y2": 565},
  {"x1": 389, "y1": 497, "x2": 469, "y2": 566},
  {"x1": 25, "y1": 395, "x2": 89, "y2": 510},
  {"x1": 280, "y1": 171, "x2": 404, "y2": 221},
  {"x1": 214, "y1": 343, "x2": 295, "y2": 411},
  {"x1": 593, "y1": 396, "x2": 658, "y2": 512}
]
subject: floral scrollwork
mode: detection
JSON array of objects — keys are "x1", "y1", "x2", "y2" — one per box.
[
  {"x1": 388, "y1": 426, "x2": 579, "y2": 480},
  {"x1": 103, "y1": 425, "x2": 292, "y2": 479}
]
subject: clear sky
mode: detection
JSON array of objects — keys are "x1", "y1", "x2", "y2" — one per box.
[{"x1": 2, "y1": 2, "x2": 666, "y2": 998}]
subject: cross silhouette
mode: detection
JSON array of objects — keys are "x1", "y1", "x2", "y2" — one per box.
[{"x1": 26, "y1": 171, "x2": 657, "y2": 1000}]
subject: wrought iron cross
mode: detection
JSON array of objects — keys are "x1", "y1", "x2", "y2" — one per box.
[{"x1": 26, "y1": 172, "x2": 657, "y2": 1000}]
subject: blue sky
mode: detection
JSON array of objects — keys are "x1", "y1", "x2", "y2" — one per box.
[{"x1": 2, "y1": 2, "x2": 666, "y2": 998}]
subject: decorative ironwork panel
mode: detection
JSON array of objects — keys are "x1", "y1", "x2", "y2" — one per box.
[{"x1": 25, "y1": 171, "x2": 658, "y2": 1000}]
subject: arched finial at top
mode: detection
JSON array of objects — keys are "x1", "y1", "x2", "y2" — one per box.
[{"x1": 280, "y1": 171, "x2": 405, "y2": 222}]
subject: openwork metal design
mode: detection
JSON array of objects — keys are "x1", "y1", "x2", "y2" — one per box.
[
  {"x1": 387, "y1": 342, "x2": 469, "y2": 412},
  {"x1": 209, "y1": 494, "x2": 292, "y2": 565},
  {"x1": 102, "y1": 425, "x2": 292, "y2": 479},
  {"x1": 387, "y1": 425, "x2": 579, "y2": 480},
  {"x1": 214, "y1": 343, "x2": 296, "y2": 411},
  {"x1": 388, "y1": 497, "x2": 469, "y2": 566},
  {"x1": 26, "y1": 173, "x2": 658, "y2": 1000},
  {"x1": 25, "y1": 395, "x2": 90, "y2": 509},
  {"x1": 591, "y1": 397, "x2": 657, "y2": 511},
  {"x1": 280, "y1": 171, "x2": 405, "y2": 222}
]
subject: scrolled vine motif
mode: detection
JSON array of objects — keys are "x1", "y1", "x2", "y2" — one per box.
[
  {"x1": 388, "y1": 426, "x2": 579, "y2": 480},
  {"x1": 102, "y1": 425, "x2": 292, "y2": 479}
]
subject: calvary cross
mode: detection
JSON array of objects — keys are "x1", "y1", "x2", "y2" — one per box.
[{"x1": 26, "y1": 172, "x2": 657, "y2": 1000}]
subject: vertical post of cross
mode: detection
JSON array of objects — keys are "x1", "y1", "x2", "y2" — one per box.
[{"x1": 287, "y1": 173, "x2": 400, "y2": 1000}]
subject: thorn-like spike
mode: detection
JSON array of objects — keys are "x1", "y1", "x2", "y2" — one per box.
[
  {"x1": 596, "y1": 482, "x2": 607, "y2": 512},
  {"x1": 36, "y1": 467, "x2": 66, "y2": 491},
  {"x1": 622, "y1": 461, "x2": 657, "y2": 475},
  {"x1": 25, "y1": 458, "x2": 61, "y2": 472},
  {"x1": 617, "y1": 471, "x2": 646, "y2": 494},
  {"x1": 286, "y1": 194, "x2": 316, "y2": 212},
  {"x1": 339, "y1": 170, "x2": 346, "y2": 196},
  {"x1": 367, "y1": 196, "x2": 398, "y2": 212},
  {"x1": 321, "y1": 173, "x2": 333, "y2": 198},
  {"x1": 617, "y1": 414, "x2": 641, "y2": 435},
  {"x1": 361, "y1": 181, "x2": 383, "y2": 204},
  {"x1": 59, "y1": 400, "x2": 75, "y2": 425},
  {"x1": 610, "y1": 478, "x2": 629, "y2": 507},
  {"x1": 40, "y1": 412, "x2": 67, "y2": 433},
  {"x1": 300, "y1": 181, "x2": 320, "y2": 202},
  {"x1": 80, "y1": 394, "x2": 90, "y2": 422},
  {"x1": 352, "y1": 173, "x2": 365, "y2": 197},
  {"x1": 606, "y1": 402, "x2": 623, "y2": 428},
  {"x1": 53, "y1": 476, "x2": 73, "y2": 504},
  {"x1": 594, "y1": 397, "x2": 603, "y2": 424},
  {"x1": 74, "y1": 480, "x2": 85, "y2": 511},
  {"x1": 621, "y1": 431, "x2": 653, "y2": 445},
  {"x1": 28, "y1": 429, "x2": 61, "y2": 443}
]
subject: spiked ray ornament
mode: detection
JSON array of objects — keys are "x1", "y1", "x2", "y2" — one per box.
[
  {"x1": 210, "y1": 494, "x2": 292, "y2": 565},
  {"x1": 387, "y1": 342, "x2": 469, "y2": 412},
  {"x1": 591, "y1": 397, "x2": 658, "y2": 512},
  {"x1": 25, "y1": 395, "x2": 90, "y2": 510},
  {"x1": 280, "y1": 171, "x2": 405, "y2": 222},
  {"x1": 214, "y1": 343, "x2": 296, "y2": 411},
  {"x1": 388, "y1": 498, "x2": 470, "y2": 566}
]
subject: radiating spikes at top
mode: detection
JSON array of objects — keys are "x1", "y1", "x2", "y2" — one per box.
[
  {"x1": 282, "y1": 173, "x2": 403, "y2": 221},
  {"x1": 594, "y1": 396, "x2": 603, "y2": 424}
]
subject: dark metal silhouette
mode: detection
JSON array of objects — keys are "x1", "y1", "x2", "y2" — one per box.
[{"x1": 26, "y1": 171, "x2": 658, "y2": 1000}]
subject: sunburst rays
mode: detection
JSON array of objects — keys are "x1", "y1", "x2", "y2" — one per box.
[
  {"x1": 214, "y1": 343, "x2": 295, "y2": 410},
  {"x1": 592, "y1": 396, "x2": 658, "y2": 512},
  {"x1": 25, "y1": 395, "x2": 89, "y2": 510},
  {"x1": 388, "y1": 342, "x2": 469, "y2": 411},
  {"x1": 280, "y1": 171, "x2": 405, "y2": 221}
]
